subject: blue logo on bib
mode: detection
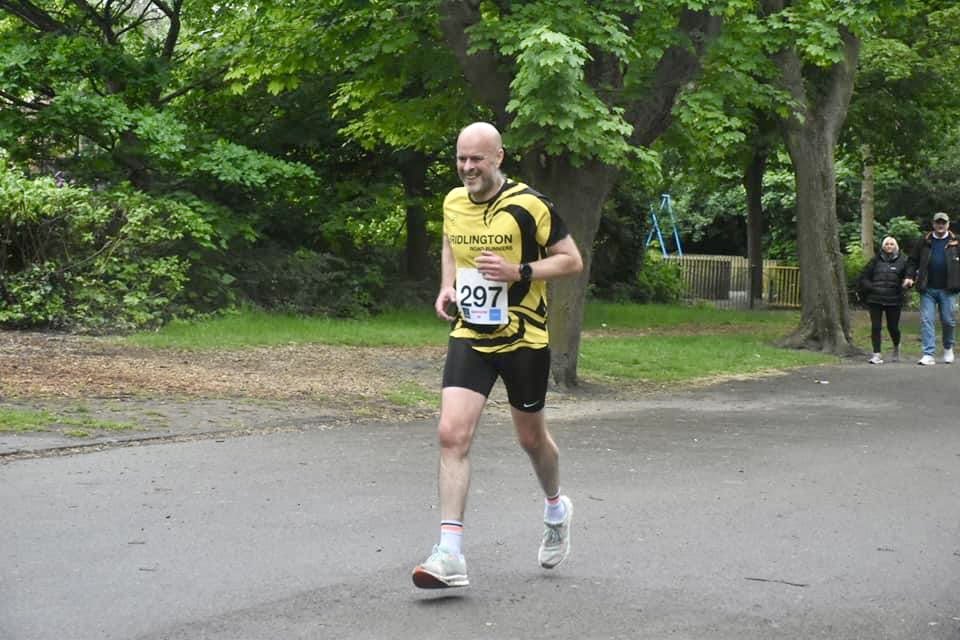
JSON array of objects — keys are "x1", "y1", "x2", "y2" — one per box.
[{"x1": 489, "y1": 308, "x2": 502, "y2": 322}]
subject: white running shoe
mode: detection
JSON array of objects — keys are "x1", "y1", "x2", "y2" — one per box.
[
  {"x1": 412, "y1": 545, "x2": 469, "y2": 589},
  {"x1": 890, "y1": 346, "x2": 900, "y2": 362},
  {"x1": 944, "y1": 347, "x2": 955, "y2": 364},
  {"x1": 868, "y1": 353, "x2": 883, "y2": 365},
  {"x1": 539, "y1": 495, "x2": 573, "y2": 569},
  {"x1": 918, "y1": 354, "x2": 936, "y2": 366}
]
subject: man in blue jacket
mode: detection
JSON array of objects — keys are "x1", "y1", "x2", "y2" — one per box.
[{"x1": 904, "y1": 212, "x2": 960, "y2": 365}]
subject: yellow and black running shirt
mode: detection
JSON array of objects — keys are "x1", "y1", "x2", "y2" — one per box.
[{"x1": 443, "y1": 180, "x2": 570, "y2": 353}]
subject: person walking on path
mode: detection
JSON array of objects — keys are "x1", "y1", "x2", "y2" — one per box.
[
  {"x1": 412, "y1": 122, "x2": 583, "y2": 589},
  {"x1": 904, "y1": 212, "x2": 960, "y2": 365},
  {"x1": 858, "y1": 236, "x2": 910, "y2": 364}
]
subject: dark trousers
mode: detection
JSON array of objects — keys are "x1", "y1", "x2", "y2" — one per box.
[{"x1": 868, "y1": 304, "x2": 902, "y2": 353}]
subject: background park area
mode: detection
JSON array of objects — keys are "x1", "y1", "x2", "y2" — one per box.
[{"x1": 4, "y1": 5, "x2": 960, "y2": 637}]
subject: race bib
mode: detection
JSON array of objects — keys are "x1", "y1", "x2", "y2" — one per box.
[{"x1": 456, "y1": 268, "x2": 508, "y2": 325}]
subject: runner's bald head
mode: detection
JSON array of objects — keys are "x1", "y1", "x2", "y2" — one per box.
[{"x1": 458, "y1": 122, "x2": 502, "y2": 152}]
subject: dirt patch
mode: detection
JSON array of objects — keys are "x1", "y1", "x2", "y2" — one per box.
[
  {"x1": 0, "y1": 330, "x2": 662, "y2": 458},
  {"x1": 0, "y1": 331, "x2": 456, "y2": 455},
  {"x1": 2, "y1": 331, "x2": 445, "y2": 401}
]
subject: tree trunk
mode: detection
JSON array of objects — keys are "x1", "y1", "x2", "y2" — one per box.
[
  {"x1": 767, "y1": 17, "x2": 860, "y2": 355},
  {"x1": 397, "y1": 150, "x2": 431, "y2": 280},
  {"x1": 860, "y1": 144, "x2": 875, "y2": 253},
  {"x1": 743, "y1": 147, "x2": 766, "y2": 308},
  {"x1": 519, "y1": 153, "x2": 618, "y2": 387},
  {"x1": 780, "y1": 130, "x2": 857, "y2": 354}
]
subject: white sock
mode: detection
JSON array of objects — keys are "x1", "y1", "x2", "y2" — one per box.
[
  {"x1": 439, "y1": 520, "x2": 463, "y2": 555},
  {"x1": 544, "y1": 492, "x2": 566, "y2": 523}
]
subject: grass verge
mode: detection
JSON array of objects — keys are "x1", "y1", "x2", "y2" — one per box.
[
  {"x1": 0, "y1": 407, "x2": 138, "y2": 437},
  {"x1": 123, "y1": 303, "x2": 844, "y2": 385},
  {"x1": 124, "y1": 308, "x2": 448, "y2": 349}
]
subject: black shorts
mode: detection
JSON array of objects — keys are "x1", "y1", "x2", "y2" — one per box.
[{"x1": 441, "y1": 338, "x2": 550, "y2": 412}]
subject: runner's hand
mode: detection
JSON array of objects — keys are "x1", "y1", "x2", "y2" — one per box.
[
  {"x1": 474, "y1": 251, "x2": 517, "y2": 282},
  {"x1": 435, "y1": 286, "x2": 457, "y2": 321}
]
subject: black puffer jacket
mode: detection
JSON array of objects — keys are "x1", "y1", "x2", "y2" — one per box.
[{"x1": 859, "y1": 251, "x2": 909, "y2": 307}]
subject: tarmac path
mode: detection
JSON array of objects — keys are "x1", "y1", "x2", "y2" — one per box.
[{"x1": 2, "y1": 362, "x2": 959, "y2": 639}]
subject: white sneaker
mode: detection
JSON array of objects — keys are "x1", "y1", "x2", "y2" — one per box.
[
  {"x1": 918, "y1": 354, "x2": 936, "y2": 366},
  {"x1": 412, "y1": 545, "x2": 469, "y2": 588},
  {"x1": 944, "y1": 348, "x2": 955, "y2": 364},
  {"x1": 868, "y1": 353, "x2": 883, "y2": 365},
  {"x1": 539, "y1": 496, "x2": 573, "y2": 569},
  {"x1": 890, "y1": 346, "x2": 900, "y2": 362}
]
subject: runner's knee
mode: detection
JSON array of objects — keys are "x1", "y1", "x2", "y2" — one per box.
[{"x1": 437, "y1": 418, "x2": 473, "y2": 453}]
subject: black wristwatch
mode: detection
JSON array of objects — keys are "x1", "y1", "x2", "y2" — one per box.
[{"x1": 519, "y1": 263, "x2": 533, "y2": 282}]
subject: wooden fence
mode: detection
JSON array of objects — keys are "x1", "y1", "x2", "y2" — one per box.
[{"x1": 664, "y1": 255, "x2": 801, "y2": 309}]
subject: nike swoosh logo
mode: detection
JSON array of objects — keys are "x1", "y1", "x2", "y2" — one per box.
[{"x1": 523, "y1": 401, "x2": 539, "y2": 408}]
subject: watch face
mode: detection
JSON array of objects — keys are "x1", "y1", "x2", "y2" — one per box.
[{"x1": 521, "y1": 263, "x2": 532, "y2": 280}]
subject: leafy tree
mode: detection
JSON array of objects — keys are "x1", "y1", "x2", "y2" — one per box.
[
  {"x1": 753, "y1": 0, "x2": 866, "y2": 354},
  {"x1": 226, "y1": 1, "x2": 481, "y2": 281},
  {"x1": 0, "y1": 1, "x2": 322, "y2": 322},
  {"x1": 844, "y1": 3, "x2": 960, "y2": 252},
  {"x1": 440, "y1": 0, "x2": 724, "y2": 385}
]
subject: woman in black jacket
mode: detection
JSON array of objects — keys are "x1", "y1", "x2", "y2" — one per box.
[{"x1": 859, "y1": 236, "x2": 910, "y2": 364}]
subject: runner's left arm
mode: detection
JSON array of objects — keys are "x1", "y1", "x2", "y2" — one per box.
[{"x1": 474, "y1": 235, "x2": 583, "y2": 282}]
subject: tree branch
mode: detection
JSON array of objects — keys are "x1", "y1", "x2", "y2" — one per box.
[
  {"x1": 438, "y1": 0, "x2": 512, "y2": 127},
  {"x1": 150, "y1": 0, "x2": 182, "y2": 61},
  {"x1": 821, "y1": 27, "x2": 859, "y2": 143},
  {"x1": 114, "y1": 2, "x2": 157, "y2": 38},
  {"x1": 158, "y1": 65, "x2": 229, "y2": 105},
  {"x1": 626, "y1": 8, "x2": 723, "y2": 146},
  {"x1": 0, "y1": 88, "x2": 49, "y2": 110},
  {"x1": 68, "y1": 0, "x2": 119, "y2": 44},
  {"x1": 0, "y1": 0, "x2": 66, "y2": 32}
]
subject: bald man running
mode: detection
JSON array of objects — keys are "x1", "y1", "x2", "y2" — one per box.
[{"x1": 412, "y1": 122, "x2": 584, "y2": 589}]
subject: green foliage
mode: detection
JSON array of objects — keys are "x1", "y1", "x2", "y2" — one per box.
[
  {"x1": 467, "y1": 1, "x2": 680, "y2": 169},
  {"x1": 591, "y1": 173, "x2": 651, "y2": 296},
  {"x1": 596, "y1": 254, "x2": 684, "y2": 304},
  {"x1": 184, "y1": 139, "x2": 315, "y2": 191},
  {"x1": 232, "y1": 246, "x2": 387, "y2": 318},
  {"x1": 880, "y1": 216, "x2": 920, "y2": 247},
  {"x1": 635, "y1": 257, "x2": 685, "y2": 304},
  {"x1": 504, "y1": 25, "x2": 636, "y2": 165},
  {"x1": 0, "y1": 160, "x2": 220, "y2": 331},
  {"x1": 843, "y1": 243, "x2": 870, "y2": 306},
  {"x1": 226, "y1": 1, "x2": 476, "y2": 155}
]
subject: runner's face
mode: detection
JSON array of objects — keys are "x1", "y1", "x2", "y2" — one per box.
[
  {"x1": 882, "y1": 238, "x2": 897, "y2": 254},
  {"x1": 456, "y1": 134, "x2": 503, "y2": 201}
]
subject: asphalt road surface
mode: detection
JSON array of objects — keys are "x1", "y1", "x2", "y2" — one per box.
[{"x1": 2, "y1": 363, "x2": 959, "y2": 639}]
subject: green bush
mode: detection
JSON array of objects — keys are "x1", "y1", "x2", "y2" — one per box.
[
  {"x1": 0, "y1": 161, "x2": 220, "y2": 331},
  {"x1": 844, "y1": 243, "x2": 871, "y2": 307},
  {"x1": 634, "y1": 257, "x2": 685, "y2": 304},
  {"x1": 592, "y1": 255, "x2": 684, "y2": 304},
  {"x1": 880, "y1": 216, "x2": 921, "y2": 252}
]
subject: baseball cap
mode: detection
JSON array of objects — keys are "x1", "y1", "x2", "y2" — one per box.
[{"x1": 933, "y1": 212, "x2": 950, "y2": 223}]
